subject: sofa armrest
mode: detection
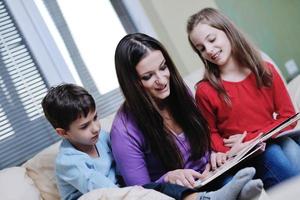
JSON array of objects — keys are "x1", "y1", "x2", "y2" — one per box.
[
  {"x1": 0, "y1": 167, "x2": 41, "y2": 200},
  {"x1": 22, "y1": 141, "x2": 61, "y2": 200}
]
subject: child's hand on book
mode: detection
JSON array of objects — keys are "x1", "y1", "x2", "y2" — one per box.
[
  {"x1": 163, "y1": 169, "x2": 204, "y2": 188},
  {"x1": 227, "y1": 132, "x2": 265, "y2": 158},
  {"x1": 224, "y1": 131, "x2": 247, "y2": 147},
  {"x1": 210, "y1": 152, "x2": 227, "y2": 170},
  {"x1": 226, "y1": 132, "x2": 248, "y2": 158}
]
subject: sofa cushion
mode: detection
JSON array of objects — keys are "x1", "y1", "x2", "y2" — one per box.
[
  {"x1": 23, "y1": 141, "x2": 61, "y2": 200},
  {"x1": 0, "y1": 167, "x2": 41, "y2": 200},
  {"x1": 78, "y1": 186, "x2": 174, "y2": 200}
]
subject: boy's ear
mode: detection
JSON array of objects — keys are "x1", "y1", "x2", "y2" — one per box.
[{"x1": 55, "y1": 128, "x2": 69, "y2": 138}]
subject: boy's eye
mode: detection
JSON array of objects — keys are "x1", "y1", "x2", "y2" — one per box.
[
  {"x1": 141, "y1": 74, "x2": 152, "y2": 81},
  {"x1": 80, "y1": 125, "x2": 88, "y2": 130}
]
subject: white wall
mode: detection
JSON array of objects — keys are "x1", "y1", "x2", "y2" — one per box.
[{"x1": 138, "y1": 0, "x2": 218, "y2": 77}]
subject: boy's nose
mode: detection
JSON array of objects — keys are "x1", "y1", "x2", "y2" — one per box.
[{"x1": 91, "y1": 122, "x2": 100, "y2": 134}]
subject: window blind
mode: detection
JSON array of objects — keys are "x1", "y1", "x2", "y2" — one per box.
[
  {"x1": 0, "y1": 0, "x2": 59, "y2": 169},
  {"x1": 42, "y1": 0, "x2": 131, "y2": 118}
]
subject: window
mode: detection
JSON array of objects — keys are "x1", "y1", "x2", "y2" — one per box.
[
  {"x1": 0, "y1": 0, "x2": 59, "y2": 169},
  {"x1": 0, "y1": 0, "x2": 154, "y2": 168},
  {"x1": 34, "y1": 0, "x2": 137, "y2": 117}
]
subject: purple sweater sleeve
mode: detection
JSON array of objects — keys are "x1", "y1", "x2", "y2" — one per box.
[{"x1": 110, "y1": 112, "x2": 166, "y2": 186}]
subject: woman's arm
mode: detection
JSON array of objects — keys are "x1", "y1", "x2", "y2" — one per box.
[
  {"x1": 110, "y1": 122, "x2": 154, "y2": 186},
  {"x1": 110, "y1": 113, "x2": 204, "y2": 188}
]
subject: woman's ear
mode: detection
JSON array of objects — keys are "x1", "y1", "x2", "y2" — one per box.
[{"x1": 55, "y1": 128, "x2": 69, "y2": 138}]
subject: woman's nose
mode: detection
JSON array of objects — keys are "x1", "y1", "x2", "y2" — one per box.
[{"x1": 155, "y1": 75, "x2": 166, "y2": 85}]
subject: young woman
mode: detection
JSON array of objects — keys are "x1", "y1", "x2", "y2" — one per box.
[
  {"x1": 111, "y1": 33, "x2": 213, "y2": 188},
  {"x1": 110, "y1": 33, "x2": 265, "y2": 200},
  {"x1": 187, "y1": 7, "x2": 300, "y2": 189}
]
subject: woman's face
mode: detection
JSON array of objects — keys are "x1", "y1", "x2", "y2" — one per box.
[
  {"x1": 136, "y1": 50, "x2": 170, "y2": 101},
  {"x1": 189, "y1": 23, "x2": 233, "y2": 68}
]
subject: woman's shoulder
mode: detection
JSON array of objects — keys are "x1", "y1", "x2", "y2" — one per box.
[
  {"x1": 112, "y1": 105, "x2": 135, "y2": 129},
  {"x1": 110, "y1": 105, "x2": 144, "y2": 141}
]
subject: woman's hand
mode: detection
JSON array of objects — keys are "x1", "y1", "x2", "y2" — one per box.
[
  {"x1": 210, "y1": 151, "x2": 227, "y2": 171},
  {"x1": 164, "y1": 169, "x2": 204, "y2": 188}
]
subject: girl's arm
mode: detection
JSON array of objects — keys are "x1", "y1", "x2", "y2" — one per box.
[
  {"x1": 250, "y1": 62, "x2": 296, "y2": 137},
  {"x1": 195, "y1": 85, "x2": 230, "y2": 153}
]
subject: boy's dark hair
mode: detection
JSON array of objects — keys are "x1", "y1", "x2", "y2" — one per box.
[{"x1": 42, "y1": 83, "x2": 96, "y2": 130}]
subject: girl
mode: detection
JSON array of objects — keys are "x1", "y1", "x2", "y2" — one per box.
[
  {"x1": 110, "y1": 33, "x2": 264, "y2": 200},
  {"x1": 187, "y1": 7, "x2": 300, "y2": 189}
]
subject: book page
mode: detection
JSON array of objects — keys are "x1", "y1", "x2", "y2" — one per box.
[{"x1": 194, "y1": 112, "x2": 300, "y2": 189}]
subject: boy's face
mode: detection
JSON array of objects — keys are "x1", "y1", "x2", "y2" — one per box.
[{"x1": 62, "y1": 110, "x2": 101, "y2": 148}]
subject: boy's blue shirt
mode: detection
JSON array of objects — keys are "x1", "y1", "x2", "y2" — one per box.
[{"x1": 55, "y1": 130, "x2": 118, "y2": 200}]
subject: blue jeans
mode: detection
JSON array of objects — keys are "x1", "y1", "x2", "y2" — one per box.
[
  {"x1": 251, "y1": 142, "x2": 299, "y2": 189},
  {"x1": 276, "y1": 134, "x2": 300, "y2": 172},
  {"x1": 213, "y1": 142, "x2": 299, "y2": 190}
]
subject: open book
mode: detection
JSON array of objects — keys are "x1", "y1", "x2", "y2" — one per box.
[{"x1": 194, "y1": 112, "x2": 300, "y2": 189}]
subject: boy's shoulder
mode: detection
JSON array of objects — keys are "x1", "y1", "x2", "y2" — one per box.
[
  {"x1": 97, "y1": 130, "x2": 110, "y2": 147},
  {"x1": 56, "y1": 139, "x2": 86, "y2": 165}
]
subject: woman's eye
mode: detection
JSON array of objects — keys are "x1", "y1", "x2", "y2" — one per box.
[
  {"x1": 141, "y1": 74, "x2": 152, "y2": 81},
  {"x1": 93, "y1": 114, "x2": 98, "y2": 121}
]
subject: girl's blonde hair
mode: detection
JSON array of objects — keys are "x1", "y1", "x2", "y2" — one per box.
[{"x1": 187, "y1": 8, "x2": 272, "y2": 104}]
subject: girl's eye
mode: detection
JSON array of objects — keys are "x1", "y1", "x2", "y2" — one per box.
[
  {"x1": 141, "y1": 74, "x2": 152, "y2": 81},
  {"x1": 160, "y1": 64, "x2": 167, "y2": 70},
  {"x1": 199, "y1": 46, "x2": 205, "y2": 52},
  {"x1": 209, "y1": 37, "x2": 216, "y2": 43}
]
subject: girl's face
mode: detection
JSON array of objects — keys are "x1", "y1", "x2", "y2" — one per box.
[
  {"x1": 189, "y1": 23, "x2": 233, "y2": 68},
  {"x1": 136, "y1": 50, "x2": 170, "y2": 102}
]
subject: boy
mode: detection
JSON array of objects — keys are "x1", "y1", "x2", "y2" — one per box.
[{"x1": 42, "y1": 83, "x2": 263, "y2": 200}]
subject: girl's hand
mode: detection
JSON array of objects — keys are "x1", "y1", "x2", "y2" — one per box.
[
  {"x1": 226, "y1": 132, "x2": 247, "y2": 157},
  {"x1": 164, "y1": 169, "x2": 204, "y2": 188},
  {"x1": 227, "y1": 132, "x2": 264, "y2": 158},
  {"x1": 210, "y1": 151, "x2": 227, "y2": 171},
  {"x1": 223, "y1": 131, "x2": 247, "y2": 147}
]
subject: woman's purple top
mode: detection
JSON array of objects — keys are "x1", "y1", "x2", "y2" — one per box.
[{"x1": 110, "y1": 107, "x2": 210, "y2": 186}]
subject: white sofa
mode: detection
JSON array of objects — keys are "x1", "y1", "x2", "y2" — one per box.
[{"x1": 0, "y1": 69, "x2": 299, "y2": 200}]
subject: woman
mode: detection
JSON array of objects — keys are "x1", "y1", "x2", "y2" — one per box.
[
  {"x1": 112, "y1": 33, "x2": 213, "y2": 187},
  {"x1": 110, "y1": 33, "x2": 263, "y2": 200}
]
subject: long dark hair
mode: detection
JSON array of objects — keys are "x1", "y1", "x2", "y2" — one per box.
[
  {"x1": 114, "y1": 33, "x2": 210, "y2": 171},
  {"x1": 187, "y1": 8, "x2": 272, "y2": 104}
]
